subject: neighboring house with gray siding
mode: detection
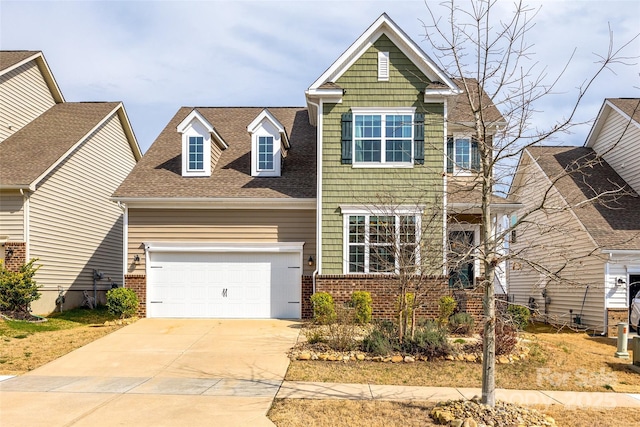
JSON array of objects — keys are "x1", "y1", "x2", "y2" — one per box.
[
  {"x1": 113, "y1": 14, "x2": 517, "y2": 320},
  {"x1": 509, "y1": 98, "x2": 640, "y2": 336},
  {"x1": 0, "y1": 51, "x2": 141, "y2": 314}
]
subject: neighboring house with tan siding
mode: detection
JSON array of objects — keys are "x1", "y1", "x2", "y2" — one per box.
[
  {"x1": 509, "y1": 98, "x2": 640, "y2": 336},
  {"x1": 0, "y1": 51, "x2": 141, "y2": 314},
  {"x1": 113, "y1": 14, "x2": 518, "y2": 321}
]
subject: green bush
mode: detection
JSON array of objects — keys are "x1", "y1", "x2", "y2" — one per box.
[
  {"x1": 507, "y1": 304, "x2": 531, "y2": 330},
  {"x1": 448, "y1": 312, "x2": 475, "y2": 336},
  {"x1": 350, "y1": 291, "x2": 372, "y2": 324},
  {"x1": 106, "y1": 287, "x2": 139, "y2": 318},
  {"x1": 405, "y1": 321, "x2": 452, "y2": 360},
  {"x1": 310, "y1": 292, "x2": 336, "y2": 325},
  {"x1": 438, "y1": 295, "x2": 457, "y2": 325},
  {"x1": 362, "y1": 328, "x2": 393, "y2": 356},
  {"x1": 0, "y1": 259, "x2": 41, "y2": 313}
]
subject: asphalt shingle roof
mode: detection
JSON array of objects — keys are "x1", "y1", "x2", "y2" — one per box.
[
  {"x1": 527, "y1": 146, "x2": 640, "y2": 250},
  {"x1": 0, "y1": 102, "x2": 120, "y2": 187},
  {"x1": 0, "y1": 51, "x2": 39, "y2": 72},
  {"x1": 608, "y1": 98, "x2": 640, "y2": 123},
  {"x1": 113, "y1": 107, "x2": 317, "y2": 199}
]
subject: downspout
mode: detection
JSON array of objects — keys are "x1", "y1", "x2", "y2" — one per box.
[
  {"x1": 307, "y1": 97, "x2": 322, "y2": 294},
  {"x1": 442, "y1": 98, "x2": 448, "y2": 276},
  {"x1": 604, "y1": 259, "x2": 610, "y2": 334},
  {"x1": 117, "y1": 201, "x2": 127, "y2": 286},
  {"x1": 20, "y1": 189, "x2": 30, "y2": 260}
]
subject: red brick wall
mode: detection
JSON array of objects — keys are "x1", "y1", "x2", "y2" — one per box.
[
  {"x1": 315, "y1": 275, "x2": 448, "y2": 320},
  {"x1": 125, "y1": 274, "x2": 147, "y2": 317},
  {"x1": 451, "y1": 287, "x2": 508, "y2": 330},
  {"x1": 301, "y1": 276, "x2": 313, "y2": 319},
  {"x1": 3, "y1": 242, "x2": 26, "y2": 271}
]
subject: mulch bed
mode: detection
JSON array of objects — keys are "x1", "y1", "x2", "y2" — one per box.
[{"x1": 0, "y1": 310, "x2": 47, "y2": 322}]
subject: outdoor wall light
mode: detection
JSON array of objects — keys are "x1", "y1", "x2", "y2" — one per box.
[
  {"x1": 617, "y1": 277, "x2": 626, "y2": 286},
  {"x1": 6, "y1": 248, "x2": 13, "y2": 257},
  {"x1": 308, "y1": 256, "x2": 314, "y2": 266},
  {"x1": 133, "y1": 254, "x2": 140, "y2": 264}
]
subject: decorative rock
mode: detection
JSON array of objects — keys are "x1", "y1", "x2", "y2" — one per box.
[
  {"x1": 372, "y1": 356, "x2": 384, "y2": 362},
  {"x1": 463, "y1": 418, "x2": 478, "y2": 427},
  {"x1": 445, "y1": 355, "x2": 455, "y2": 361},
  {"x1": 391, "y1": 355, "x2": 404, "y2": 363},
  {"x1": 311, "y1": 354, "x2": 318, "y2": 360},
  {"x1": 318, "y1": 353, "x2": 328, "y2": 361},
  {"x1": 498, "y1": 356, "x2": 510, "y2": 364},
  {"x1": 450, "y1": 420, "x2": 464, "y2": 427},
  {"x1": 356, "y1": 353, "x2": 365, "y2": 361},
  {"x1": 404, "y1": 355, "x2": 415, "y2": 363},
  {"x1": 465, "y1": 354, "x2": 477, "y2": 362},
  {"x1": 383, "y1": 357, "x2": 392, "y2": 363},
  {"x1": 298, "y1": 352, "x2": 311, "y2": 360}
]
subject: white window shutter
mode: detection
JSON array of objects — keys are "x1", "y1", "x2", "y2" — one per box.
[{"x1": 378, "y1": 51, "x2": 389, "y2": 81}]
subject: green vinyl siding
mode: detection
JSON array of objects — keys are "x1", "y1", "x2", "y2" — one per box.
[{"x1": 321, "y1": 35, "x2": 445, "y2": 274}]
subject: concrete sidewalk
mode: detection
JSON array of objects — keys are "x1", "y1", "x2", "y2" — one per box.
[{"x1": 277, "y1": 381, "x2": 640, "y2": 408}]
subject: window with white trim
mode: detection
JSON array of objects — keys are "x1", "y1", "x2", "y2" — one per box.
[
  {"x1": 353, "y1": 113, "x2": 413, "y2": 164},
  {"x1": 346, "y1": 213, "x2": 420, "y2": 273},
  {"x1": 447, "y1": 136, "x2": 480, "y2": 173},
  {"x1": 188, "y1": 136, "x2": 204, "y2": 171},
  {"x1": 258, "y1": 136, "x2": 274, "y2": 171}
]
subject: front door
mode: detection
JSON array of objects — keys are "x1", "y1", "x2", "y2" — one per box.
[{"x1": 448, "y1": 230, "x2": 475, "y2": 289}]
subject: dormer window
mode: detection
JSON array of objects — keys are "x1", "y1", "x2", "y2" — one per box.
[
  {"x1": 258, "y1": 136, "x2": 274, "y2": 171},
  {"x1": 176, "y1": 109, "x2": 228, "y2": 178},
  {"x1": 188, "y1": 136, "x2": 204, "y2": 171},
  {"x1": 248, "y1": 109, "x2": 289, "y2": 177}
]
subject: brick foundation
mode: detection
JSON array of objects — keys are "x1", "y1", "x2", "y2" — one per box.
[
  {"x1": 607, "y1": 308, "x2": 629, "y2": 337},
  {"x1": 302, "y1": 276, "x2": 313, "y2": 319},
  {"x1": 315, "y1": 275, "x2": 448, "y2": 320},
  {"x1": 3, "y1": 242, "x2": 26, "y2": 271},
  {"x1": 125, "y1": 274, "x2": 147, "y2": 317}
]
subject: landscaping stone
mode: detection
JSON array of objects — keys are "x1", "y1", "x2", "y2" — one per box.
[
  {"x1": 391, "y1": 355, "x2": 404, "y2": 363},
  {"x1": 298, "y1": 352, "x2": 311, "y2": 360},
  {"x1": 404, "y1": 355, "x2": 415, "y2": 363},
  {"x1": 430, "y1": 399, "x2": 556, "y2": 427}
]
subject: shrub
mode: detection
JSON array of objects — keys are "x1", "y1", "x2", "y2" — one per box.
[
  {"x1": 106, "y1": 287, "x2": 139, "y2": 318},
  {"x1": 438, "y1": 295, "x2": 457, "y2": 326},
  {"x1": 0, "y1": 259, "x2": 41, "y2": 313},
  {"x1": 310, "y1": 292, "x2": 336, "y2": 325},
  {"x1": 325, "y1": 305, "x2": 358, "y2": 351},
  {"x1": 507, "y1": 304, "x2": 531, "y2": 330},
  {"x1": 350, "y1": 291, "x2": 372, "y2": 324},
  {"x1": 362, "y1": 328, "x2": 393, "y2": 356},
  {"x1": 448, "y1": 312, "x2": 475, "y2": 336},
  {"x1": 304, "y1": 327, "x2": 326, "y2": 345},
  {"x1": 480, "y1": 317, "x2": 518, "y2": 356},
  {"x1": 406, "y1": 321, "x2": 452, "y2": 360}
]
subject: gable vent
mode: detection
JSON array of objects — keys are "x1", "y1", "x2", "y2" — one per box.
[{"x1": 378, "y1": 51, "x2": 389, "y2": 81}]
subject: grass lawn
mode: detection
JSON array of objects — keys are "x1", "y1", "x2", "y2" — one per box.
[
  {"x1": 285, "y1": 323, "x2": 640, "y2": 393},
  {"x1": 0, "y1": 306, "x2": 126, "y2": 375},
  {"x1": 268, "y1": 400, "x2": 640, "y2": 427}
]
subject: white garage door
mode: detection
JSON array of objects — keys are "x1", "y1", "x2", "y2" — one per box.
[{"x1": 147, "y1": 251, "x2": 301, "y2": 319}]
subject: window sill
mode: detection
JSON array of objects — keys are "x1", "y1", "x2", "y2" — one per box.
[{"x1": 352, "y1": 163, "x2": 414, "y2": 169}]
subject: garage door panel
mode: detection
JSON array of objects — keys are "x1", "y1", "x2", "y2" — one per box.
[{"x1": 147, "y1": 251, "x2": 300, "y2": 319}]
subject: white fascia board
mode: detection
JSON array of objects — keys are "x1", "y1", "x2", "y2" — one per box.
[
  {"x1": 584, "y1": 100, "x2": 610, "y2": 148},
  {"x1": 31, "y1": 104, "x2": 122, "y2": 188},
  {"x1": 145, "y1": 241, "x2": 305, "y2": 253},
  {"x1": 115, "y1": 103, "x2": 143, "y2": 161},
  {"x1": 176, "y1": 109, "x2": 214, "y2": 133},
  {"x1": 601, "y1": 249, "x2": 640, "y2": 256},
  {"x1": 0, "y1": 184, "x2": 33, "y2": 191},
  {"x1": 247, "y1": 108, "x2": 289, "y2": 149},
  {"x1": 211, "y1": 127, "x2": 229, "y2": 150},
  {"x1": 111, "y1": 197, "x2": 316, "y2": 210},
  {"x1": 340, "y1": 205, "x2": 425, "y2": 215},
  {"x1": 1, "y1": 52, "x2": 65, "y2": 103},
  {"x1": 308, "y1": 13, "x2": 457, "y2": 92},
  {"x1": 424, "y1": 89, "x2": 461, "y2": 98}
]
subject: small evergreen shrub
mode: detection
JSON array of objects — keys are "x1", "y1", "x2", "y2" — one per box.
[
  {"x1": 362, "y1": 328, "x2": 393, "y2": 356},
  {"x1": 507, "y1": 304, "x2": 531, "y2": 330},
  {"x1": 310, "y1": 292, "x2": 336, "y2": 325},
  {"x1": 406, "y1": 321, "x2": 452, "y2": 360},
  {"x1": 438, "y1": 295, "x2": 457, "y2": 326},
  {"x1": 0, "y1": 259, "x2": 41, "y2": 313},
  {"x1": 349, "y1": 291, "x2": 372, "y2": 324},
  {"x1": 448, "y1": 312, "x2": 475, "y2": 336},
  {"x1": 106, "y1": 287, "x2": 139, "y2": 318}
]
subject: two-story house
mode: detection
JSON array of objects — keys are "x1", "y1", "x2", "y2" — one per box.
[
  {"x1": 509, "y1": 98, "x2": 640, "y2": 336},
  {"x1": 113, "y1": 14, "x2": 516, "y2": 320},
  {"x1": 0, "y1": 51, "x2": 141, "y2": 313}
]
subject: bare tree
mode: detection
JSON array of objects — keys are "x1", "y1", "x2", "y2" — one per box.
[{"x1": 421, "y1": 0, "x2": 639, "y2": 407}]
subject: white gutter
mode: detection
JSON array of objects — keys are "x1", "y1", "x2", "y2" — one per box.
[
  {"x1": 144, "y1": 242, "x2": 305, "y2": 253},
  {"x1": 601, "y1": 249, "x2": 640, "y2": 255}
]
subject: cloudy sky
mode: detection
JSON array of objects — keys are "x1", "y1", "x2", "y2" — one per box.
[{"x1": 1, "y1": 0, "x2": 639, "y2": 152}]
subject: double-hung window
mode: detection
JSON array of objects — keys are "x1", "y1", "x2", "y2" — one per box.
[
  {"x1": 447, "y1": 136, "x2": 480, "y2": 173},
  {"x1": 353, "y1": 110, "x2": 414, "y2": 165},
  {"x1": 345, "y1": 210, "x2": 420, "y2": 274},
  {"x1": 188, "y1": 136, "x2": 204, "y2": 171},
  {"x1": 258, "y1": 136, "x2": 274, "y2": 171}
]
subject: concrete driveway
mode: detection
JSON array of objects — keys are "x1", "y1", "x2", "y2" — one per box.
[{"x1": 0, "y1": 318, "x2": 301, "y2": 427}]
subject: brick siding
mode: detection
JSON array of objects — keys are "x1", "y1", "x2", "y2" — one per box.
[
  {"x1": 301, "y1": 276, "x2": 313, "y2": 319},
  {"x1": 125, "y1": 274, "x2": 147, "y2": 317},
  {"x1": 3, "y1": 242, "x2": 26, "y2": 271}
]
